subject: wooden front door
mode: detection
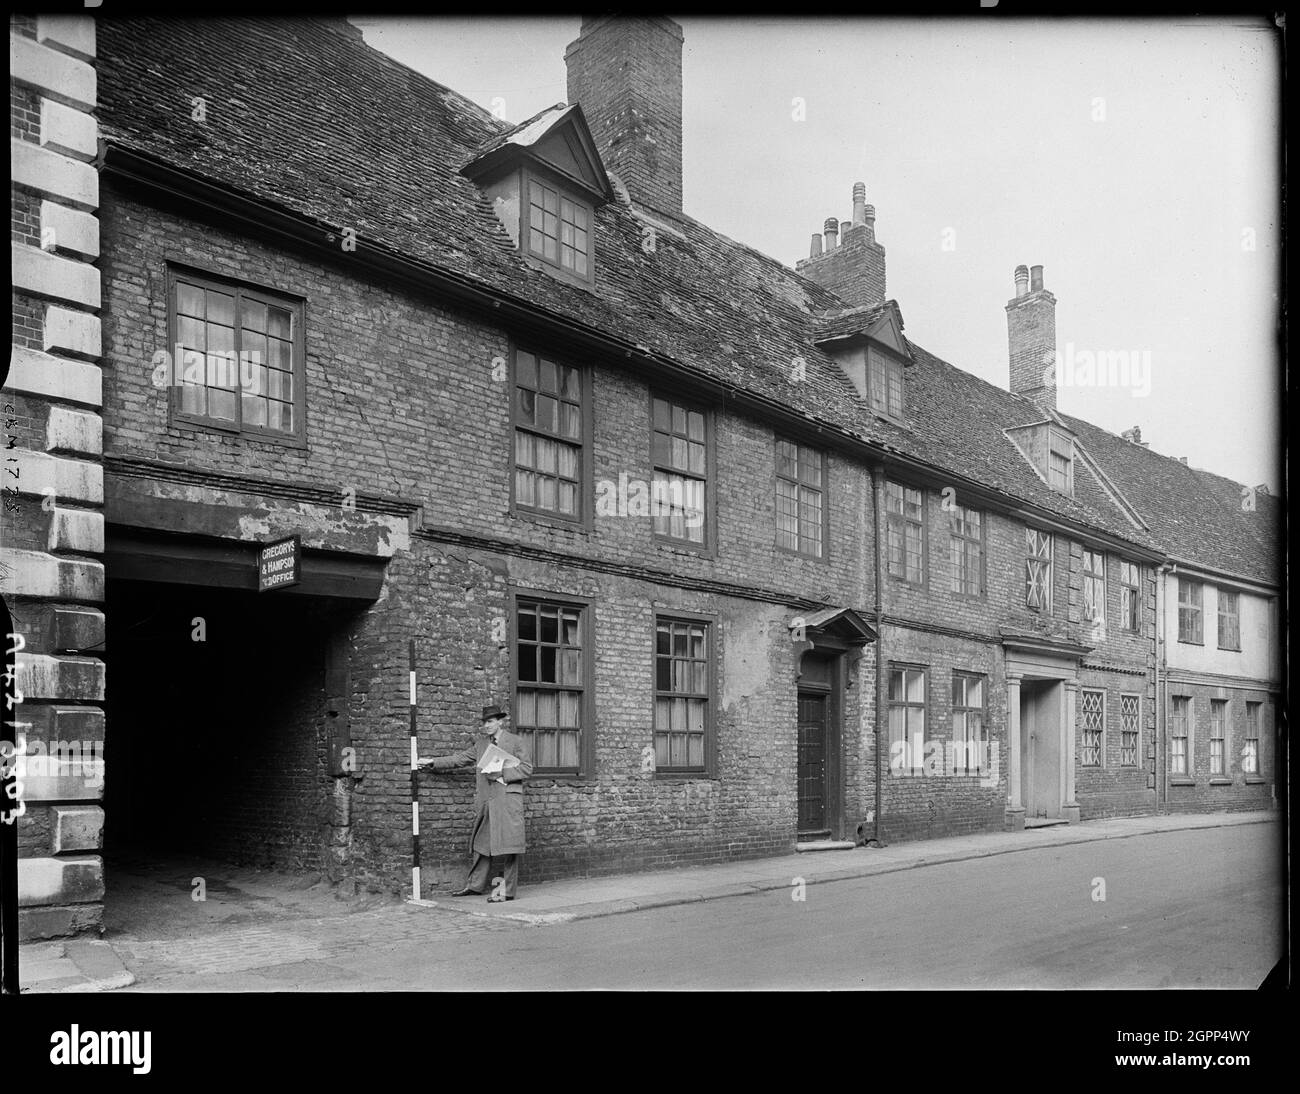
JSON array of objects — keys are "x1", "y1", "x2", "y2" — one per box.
[{"x1": 797, "y1": 692, "x2": 828, "y2": 833}]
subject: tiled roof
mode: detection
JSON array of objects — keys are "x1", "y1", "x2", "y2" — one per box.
[
  {"x1": 96, "y1": 17, "x2": 1261, "y2": 564},
  {"x1": 1062, "y1": 416, "x2": 1281, "y2": 585}
]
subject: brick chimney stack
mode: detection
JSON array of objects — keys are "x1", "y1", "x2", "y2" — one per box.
[
  {"x1": 565, "y1": 16, "x2": 684, "y2": 215},
  {"x1": 1006, "y1": 263, "x2": 1058, "y2": 413},
  {"x1": 796, "y1": 182, "x2": 887, "y2": 308}
]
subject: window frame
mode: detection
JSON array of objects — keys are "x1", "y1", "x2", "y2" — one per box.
[
  {"x1": 649, "y1": 391, "x2": 716, "y2": 556},
  {"x1": 520, "y1": 164, "x2": 596, "y2": 288},
  {"x1": 774, "y1": 438, "x2": 829, "y2": 560},
  {"x1": 509, "y1": 588, "x2": 595, "y2": 780},
  {"x1": 1170, "y1": 695, "x2": 1192, "y2": 777},
  {"x1": 1217, "y1": 588, "x2": 1242, "y2": 651},
  {"x1": 951, "y1": 671, "x2": 988, "y2": 776},
  {"x1": 866, "y1": 345, "x2": 907, "y2": 423},
  {"x1": 1047, "y1": 429, "x2": 1074, "y2": 495},
  {"x1": 1082, "y1": 549, "x2": 1106, "y2": 625},
  {"x1": 1119, "y1": 560, "x2": 1141, "y2": 633},
  {"x1": 509, "y1": 345, "x2": 594, "y2": 529},
  {"x1": 1026, "y1": 528, "x2": 1053, "y2": 612},
  {"x1": 651, "y1": 610, "x2": 718, "y2": 778},
  {"x1": 1177, "y1": 578, "x2": 1204, "y2": 645},
  {"x1": 1079, "y1": 688, "x2": 1105, "y2": 768},
  {"x1": 887, "y1": 663, "x2": 928, "y2": 777},
  {"x1": 885, "y1": 480, "x2": 927, "y2": 586},
  {"x1": 1209, "y1": 699, "x2": 1228, "y2": 776},
  {"x1": 1119, "y1": 692, "x2": 1140, "y2": 767},
  {"x1": 949, "y1": 503, "x2": 985, "y2": 598},
  {"x1": 1243, "y1": 701, "x2": 1261, "y2": 776},
  {"x1": 165, "y1": 264, "x2": 307, "y2": 447}
]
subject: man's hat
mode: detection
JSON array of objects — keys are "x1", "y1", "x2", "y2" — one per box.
[{"x1": 481, "y1": 704, "x2": 507, "y2": 723}]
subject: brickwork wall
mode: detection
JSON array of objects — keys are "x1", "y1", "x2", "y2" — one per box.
[{"x1": 1165, "y1": 683, "x2": 1275, "y2": 813}]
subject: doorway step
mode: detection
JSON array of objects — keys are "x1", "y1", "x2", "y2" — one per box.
[
  {"x1": 1024, "y1": 817, "x2": 1071, "y2": 829},
  {"x1": 796, "y1": 837, "x2": 855, "y2": 852}
]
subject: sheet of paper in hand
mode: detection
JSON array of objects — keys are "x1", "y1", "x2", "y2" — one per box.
[{"x1": 477, "y1": 743, "x2": 521, "y2": 774}]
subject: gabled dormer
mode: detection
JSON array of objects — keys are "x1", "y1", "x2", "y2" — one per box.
[
  {"x1": 813, "y1": 300, "x2": 913, "y2": 425},
  {"x1": 461, "y1": 103, "x2": 614, "y2": 288},
  {"x1": 1005, "y1": 417, "x2": 1077, "y2": 497}
]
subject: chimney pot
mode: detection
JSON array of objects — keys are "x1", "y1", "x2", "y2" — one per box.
[
  {"x1": 852, "y1": 182, "x2": 867, "y2": 226},
  {"x1": 1014, "y1": 264, "x2": 1029, "y2": 297},
  {"x1": 823, "y1": 217, "x2": 839, "y2": 250},
  {"x1": 810, "y1": 233, "x2": 823, "y2": 258},
  {"x1": 840, "y1": 220, "x2": 852, "y2": 240},
  {"x1": 1255, "y1": 484, "x2": 1270, "y2": 496},
  {"x1": 863, "y1": 204, "x2": 876, "y2": 228},
  {"x1": 1030, "y1": 264, "x2": 1044, "y2": 292},
  {"x1": 1121, "y1": 426, "x2": 1143, "y2": 444},
  {"x1": 1177, "y1": 457, "x2": 1189, "y2": 465},
  {"x1": 1006, "y1": 265, "x2": 1057, "y2": 412}
]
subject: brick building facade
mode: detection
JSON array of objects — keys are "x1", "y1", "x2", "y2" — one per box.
[{"x1": 5, "y1": 14, "x2": 1280, "y2": 939}]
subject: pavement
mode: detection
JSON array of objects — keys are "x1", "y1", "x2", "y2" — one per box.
[{"x1": 17, "y1": 809, "x2": 1277, "y2": 992}]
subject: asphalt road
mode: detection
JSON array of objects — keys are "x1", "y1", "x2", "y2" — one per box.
[{"x1": 119, "y1": 822, "x2": 1281, "y2": 991}]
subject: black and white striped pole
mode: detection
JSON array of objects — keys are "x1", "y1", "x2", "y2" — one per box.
[{"x1": 408, "y1": 638, "x2": 423, "y2": 903}]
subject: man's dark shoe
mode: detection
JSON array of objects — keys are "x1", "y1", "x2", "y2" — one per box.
[
  {"x1": 486, "y1": 894, "x2": 515, "y2": 903},
  {"x1": 450, "y1": 887, "x2": 482, "y2": 897}
]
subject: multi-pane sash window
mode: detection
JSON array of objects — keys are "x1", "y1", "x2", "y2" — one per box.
[
  {"x1": 868, "y1": 347, "x2": 905, "y2": 419},
  {"x1": 527, "y1": 177, "x2": 591, "y2": 278},
  {"x1": 951, "y1": 673, "x2": 986, "y2": 775},
  {"x1": 1170, "y1": 696, "x2": 1190, "y2": 775},
  {"x1": 1082, "y1": 550, "x2": 1105, "y2": 623},
  {"x1": 1120, "y1": 561, "x2": 1141, "y2": 632},
  {"x1": 776, "y1": 440, "x2": 825, "y2": 557},
  {"x1": 1244, "y1": 702, "x2": 1260, "y2": 774},
  {"x1": 886, "y1": 482, "x2": 924, "y2": 583},
  {"x1": 1120, "y1": 694, "x2": 1140, "y2": 766},
  {"x1": 170, "y1": 272, "x2": 301, "y2": 438},
  {"x1": 514, "y1": 350, "x2": 584, "y2": 519},
  {"x1": 1217, "y1": 589, "x2": 1241, "y2": 650},
  {"x1": 654, "y1": 618, "x2": 710, "y2": 772},
  {"x1": 1048, "y1": 450, "x2": 1071, "y2": 492},
  {"x1": 1026, "y1": 529, "x2": 1052, "y2": 610},
  {"x1": 888, "y1": 667, "x2": 926, "y2": 775},
  {"x1": 1210, "y1": 700, "x2": 1227, "y2": 775},
  {"x1": 1080, "y1": 689, "x2": 1104, "y2": 767},
  {"x1": 1178, "y1": 579, "x2": 1204, "y2": 643},
  {"x1": 515, "y1": 600, "x2": 584, "y2": 774},
  {"x1": 652, "y1": 397, "x2": 708, "y2": 545},
  {"x1": 950, "y1": 505, "x2": 983, "y2": 596}
]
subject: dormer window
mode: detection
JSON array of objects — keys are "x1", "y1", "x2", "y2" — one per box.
[
  {"x1": 1048, "y1": 429, "x2": 1074, "y2": 494},
  {"x1": 460, "y1": 104, "x2": 613, "y2": 291},
  {"x1": 526, "y1": 174, "x2": 592, "y2": 279},
  {"x1": 868, "y1": 346, "x2": 905, "y2": 420}
]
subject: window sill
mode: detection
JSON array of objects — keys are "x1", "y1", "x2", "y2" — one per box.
[
  {"x1": 1244, "y1": 775, "x2": 1268, "y2": 784},
  {"x1": 653, "y1": 771, "x2": 716, "y2": 781},
  {"x1": 511, "y1": 508, "x2": 591, "y2": 534},
  {"x1": 1217, "y1": 645, "x2": 1242, "y2": 653},
  {"x1": 1169, "y1": 777, "x2": 1196, "y2": 786},
  {"x1": 171, "y1": 416, "x2": 307, "y2": 450},
  {"x1": 653, "y1": 537, "x2": 716, "y2": 560},
  {"x1": 1176, "y1": 638, "x2": 1205, "y2": 646},
  {"x1": 1209, "y1": 777, "x2": 1232, "y2": 786}
]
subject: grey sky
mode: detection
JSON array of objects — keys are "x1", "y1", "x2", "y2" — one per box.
[{"x1": 352, "y1": 15, "x2": 1281, "y2": 492}]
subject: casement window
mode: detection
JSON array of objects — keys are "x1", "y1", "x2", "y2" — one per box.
[
  {"x1": 867, "y1": 346, "x2": 905, "y2": 420},
  {"x1": 1170, "y1": 696, "x2": 1191, "y2": 775},
  {"x1": 1243, "y1": 702, "x2": 1261, "y2": 774},
  {"x1": 1177, "y1": 579, "x2": 1204, "y2": 644},
  {"x1": 1026, "y1": 529, "x2": 1052, "y2": 611},
  {"x1": 887, "y1": 666, "x2": 927, "y2": 776},
  {"x1": 1082, "y1": 549, "x2": 1105, "y2": 624},
  {"x1": 1048, "y1": 432, "x2": 1074, "y2": 495},
  {"x1": 886, "y1": 481, "x2": 925, "y2": 583},
  {"x1": 513, "y1": 349, "x2": 586, "y2": 521},
  {"x1": 951, "y1": 673, "x2": 987, "y2": 775},
  {"x1": 1217, "y1": 589, "x2": 1241, "y2": 650},
  {"x1": 653, "y1": 617, "x2": 711, "y2": 773},
  {"x1": 1209, "y1": 700, "x2": 1227, "y2": 775},
  {"x1": 949, "y1": 505, "x2": 984, "y2": 596},
  {"x1": 1120, "y1": 561, "x2": 1141, "y2": 632},
  {"x1": 651, "y1": 396, "x2": 709, "y2": 546},
  {"x1": 1080, "y1": 689, "x2": 1104, "y2": 767},
  {"x1": 514, "y1": 598, "x2": 588, "y2": 775},
  {"x1": 775, "y1": 439, "x2": 826, "y2": 558},
  {"x1": 525, "y1": 173, "x2": 593, "y2": 283},
  {"x1": 167, "y1": 268, "x2": 305, "y2": 442},
  {"x1": 1120, "y1": 693, "x2": 1140, "y2": 767}
]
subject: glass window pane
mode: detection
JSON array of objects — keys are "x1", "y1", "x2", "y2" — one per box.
[
  {"x1": 208, "y1": 387, "x2": 237, "y2": 421},
  {"x1": 242, "y1": 331, "x2": 267, "y2": 369},
  {"x1": 242, "y1": 393, "x2": 267, "y2": 427},
  {"x1": 178, "y1": 316, "x2": 205, "y2": 352},
  {"x1": 206, "y1": 291, "x2": 235, "y2": 326},
  {"x1": 653, "y1": 398, "x2": 671, "y2": 430},
  {"x1": 536, "y1": 395, "x2": 558, "y2": 433},
  {"x1": 242, "y1": 299, "x2": 267, "y2": 332},
  {"x1": 177, "y1": 282, "x2": 205, "y2": 318},
  {"x1": 538, "y1": 358, "x2": 557, "y2": 393}
]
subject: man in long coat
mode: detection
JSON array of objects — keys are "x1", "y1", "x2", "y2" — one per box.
[{"x1": 418, "y1": 704, "x2": 532, "y2": 902}]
